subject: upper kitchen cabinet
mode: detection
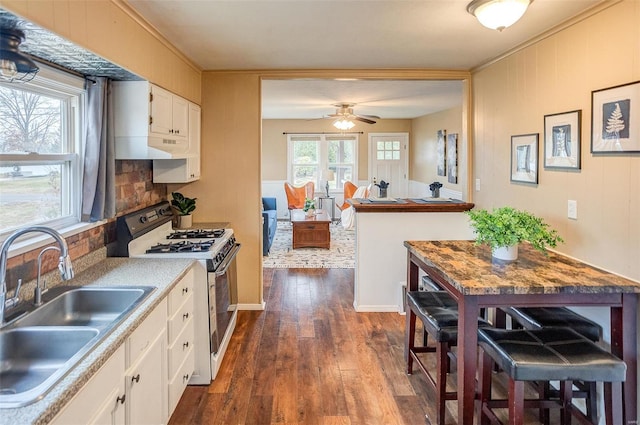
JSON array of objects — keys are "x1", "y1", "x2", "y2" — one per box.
[
  {"x1": 114, "y1": 81, "x2": 193, "y2": 159},
  {"x1": 153, "y1": 103, "x2": 202, "y2": 183}
]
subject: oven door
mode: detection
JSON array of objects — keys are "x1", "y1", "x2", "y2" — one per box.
[{"x1": 208, "y1": 243, "x2": 241, "y2": 353}]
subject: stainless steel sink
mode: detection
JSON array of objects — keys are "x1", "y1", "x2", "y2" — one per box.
[
  {"x1": 10, "y1": 287, "x2": 154, "y2": 329},
  {"x1": 0, "y1": 286, "x2": 155, "y2": 408},
  {"x1": 0, "y1": 327, "x2": 99, "y2": 404}
]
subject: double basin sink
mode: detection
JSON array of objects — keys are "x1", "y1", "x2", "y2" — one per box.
[{"x1": 0, "y1": 286, "x2": 155, "y2": 408}]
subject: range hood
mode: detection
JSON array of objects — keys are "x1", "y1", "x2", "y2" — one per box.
[{"x1": 115, "y1": 136, "x2": 191, "y2": 160}]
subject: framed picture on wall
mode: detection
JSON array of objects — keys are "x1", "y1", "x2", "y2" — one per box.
[
  {"x1": 591, "y1": 80, "x2": 640, "y2": 153},
  {"x1": 544, "y1": 110, "x2": 581, "y2": 170},
  {"x1": 447, "y1": 133, "x2": 458, "y2": 184},
  {"x1": 437, "y1": 129, "x2": 446, "y2": 176},
  {"x1": 510, "y1": 133, "x2": 539, "y2": 184}
]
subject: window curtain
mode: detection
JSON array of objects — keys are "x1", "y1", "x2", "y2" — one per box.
[{"x1": 82, "y1": 77, "x2": 116, "y2": 222}]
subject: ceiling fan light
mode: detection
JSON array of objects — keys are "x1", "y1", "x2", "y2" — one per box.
[
  {"x1": 333, "y1": 119, "x2": 355, "y2": 130},
  {"x1": 467, "y1": 0, "x2": 531, "y2": 31},
  {"x1": 0, "y1": 28, "x2": 39, "y2": 83}
]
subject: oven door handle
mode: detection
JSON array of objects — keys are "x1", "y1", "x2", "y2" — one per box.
[{"x1": 215, "y1": 243, "x2": 241, "y2": 276}]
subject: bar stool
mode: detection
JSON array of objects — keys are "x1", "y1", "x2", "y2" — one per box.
[
  {"x1": 501, "y1": 306, "x2": 602, "y2": 422},
  {"x1": 477, "y1": 327, "x2": 626, "y2": 425},
  {"x1": 405, "y1": 290, "x2": 491, "y2": 425}
]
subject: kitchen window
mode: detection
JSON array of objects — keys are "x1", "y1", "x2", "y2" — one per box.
[
  {"x1": 0, "y1": 65, "x2": 85, "y2": 237},
  {"x1": 287, "y1": 134, "x2": 357, "y2": 192}
]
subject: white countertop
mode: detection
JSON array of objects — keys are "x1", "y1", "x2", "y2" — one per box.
[{"x1": 2, "y1": 257, "x2": 197, "y2": 425}]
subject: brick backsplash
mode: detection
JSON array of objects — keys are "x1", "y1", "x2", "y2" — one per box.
[{"x1": 4, "y1": 160, "x2": 167, "y2": 292}]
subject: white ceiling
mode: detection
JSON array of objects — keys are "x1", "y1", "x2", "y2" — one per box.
[{"x1": 125, "y1": 0, "x2": 603, "y2": 119}]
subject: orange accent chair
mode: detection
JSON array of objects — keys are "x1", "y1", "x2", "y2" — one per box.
[
  {"x1": 338, "y1": 181, "x2": 358, "y2": 211},
  {"x1": 284, "y1": 181, "x2": 315, "y2": 216}
]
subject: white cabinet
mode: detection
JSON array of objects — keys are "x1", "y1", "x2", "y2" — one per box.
[
  {"x1": 50, "y1": 345, "x2": 126, "y2": 425},
  {"x1": 125, "y1": 299, "x2": 168, "y2": 425},
  {"x1": 166, "y1": 268, "x2": 195, "y2": 415},
  {"x1": 152, "y1": 102, "x2": 201, "y2": 183},
  {"x1": 113, "y1": 81, "x2": 190, "y2": 159}
]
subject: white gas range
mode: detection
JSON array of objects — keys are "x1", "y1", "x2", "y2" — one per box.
[{"x1": 113, "y1": 202, "x2": 241, "y2": 384}]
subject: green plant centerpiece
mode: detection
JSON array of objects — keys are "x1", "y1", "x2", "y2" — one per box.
[
  {"x1": 303, "y1": 198, "x2": 316, "y2": 216},
  {"x1": 171, "y1": 192, "x2": 197, "y2": 228},
  {"x1": 466, "y1": 206, "x2": 563, "y2": 261}
]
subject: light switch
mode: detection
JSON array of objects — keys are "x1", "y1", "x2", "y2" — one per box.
[
  {"x1": 475, "y1": 178, "x2": 481, "y2": 191},
  {"x1": 567, "y1": 200, "x2": 577, "y2": 220}
]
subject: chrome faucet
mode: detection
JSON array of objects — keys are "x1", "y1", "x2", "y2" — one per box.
[{"x1": 1, "y1": 226, "x2": 74, "y2": 326}]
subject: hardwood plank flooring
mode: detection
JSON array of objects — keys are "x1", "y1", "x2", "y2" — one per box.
[{"x1": 168, "y1": 268, "x2": 553, "y2": 425}]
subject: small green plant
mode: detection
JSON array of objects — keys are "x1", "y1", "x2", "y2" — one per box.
[
  {"x1": 171, "y1": 192, "x2": 197, "y2": 215},
  {"x1": 303, "y1": 198, "x2": 315, "y2": 212},
  {"x1": 466, "y1": 207, "x2": 563, "y2": 254}
]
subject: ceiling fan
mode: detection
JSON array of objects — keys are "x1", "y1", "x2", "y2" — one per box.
[{"x1": 324, "y1": 103, "x2": 380, "y2": 125}]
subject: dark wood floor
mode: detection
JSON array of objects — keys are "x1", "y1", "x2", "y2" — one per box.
[{"x1": 168, "y1": 268, "x2": 545, "y2": 425}]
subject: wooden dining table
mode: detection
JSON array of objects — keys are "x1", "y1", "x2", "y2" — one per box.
[{"x1": 404, "y1": 240, "x2": 640, "y2": 425}]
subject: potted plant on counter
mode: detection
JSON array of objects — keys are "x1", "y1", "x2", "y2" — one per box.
[
  {"x1": 171, "y1": 192, "x2": 197, "y2": 228},
  {"x1": 466, "y1": 206, "x2": 563, "y2": 261}
]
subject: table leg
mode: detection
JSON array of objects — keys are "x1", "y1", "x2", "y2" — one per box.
[
  {"x1": 458, "y1": 295, "x2": 479, "y2": 425},
  {"x1": 621, "y1": 294, "x2": 638, "y2": 423}
]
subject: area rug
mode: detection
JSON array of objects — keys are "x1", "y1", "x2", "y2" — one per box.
[{"x1": 263, "y1": 221, "x2": 355, "y2": 268}]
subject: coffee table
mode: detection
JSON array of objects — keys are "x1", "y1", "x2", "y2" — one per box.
[{"x1": 290, "y1": 209, "x2": 331, "y2": 249}]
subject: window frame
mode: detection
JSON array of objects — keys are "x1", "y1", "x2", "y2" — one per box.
[
  {"x1": 0, "y1": 63, "x2": 86, "y2": 241},
  {"x1": 287, "y1": 133, "x2": 358, "y2": 193}
]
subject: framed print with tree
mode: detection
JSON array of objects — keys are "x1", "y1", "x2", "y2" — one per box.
[
  {"x1": 591, "y1": 80, "x2": 640, "y2": 153},
  {"x1": 544, "y1": 110, "x2": 581, "y2": 170},
  {"x1": 447, "y1": 133, "x2": 458, "y2": 183},
  {"x1": 510, "y1": 133, "x2": 539, "y2": 184},
  {"x1": 437, "y1": 129, "x2": 446, "y2": 176}
]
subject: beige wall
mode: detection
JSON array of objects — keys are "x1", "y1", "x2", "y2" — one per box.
[
  {"x1": 472, "y1": 0, "x2": 639, "y2": 281},
  {"x1": 2, "y1": 0, "x2": 202, "y2": 103},
  {"x1": 262, "y1": 118, "x2": 412, "y2": 182},
  {"x1": 411, "y1": 106, "x2": 464, "y2": 193}
]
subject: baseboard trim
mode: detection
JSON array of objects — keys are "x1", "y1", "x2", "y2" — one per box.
[{"x1": 237, "y1": 301, "x2": 266, "y2": 311}]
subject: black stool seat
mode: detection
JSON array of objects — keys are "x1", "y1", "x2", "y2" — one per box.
[
  {"x1": 502, "y1": 306, "x2": 601, "y2": 342},
  {"x1": 421, "y1": 274, "x2": 442, "y2": 291},
  {"x1": 478, "y1": 327, "x2": 626, "y2": 383},
  {"x1": 406, "y1": 291, "x2": 490, "y2": 342}
]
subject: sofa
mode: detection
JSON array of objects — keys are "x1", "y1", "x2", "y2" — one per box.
[{"x1": 262, "y1": 197, "x2": 277, "y2": 256}]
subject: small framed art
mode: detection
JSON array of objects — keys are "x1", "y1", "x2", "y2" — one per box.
[
  {"x1": 510, "y1": 133, "x2": 538, "y2": 184},
  {"x1": 437, "y1": 129, "x2": 446, "y2": 176},
  {"x1": 544, "y1": 110, "x2": 581, "y2": 170},
  {"x1": 591, "y1": 80, "x2": 640, "y2": 153}
]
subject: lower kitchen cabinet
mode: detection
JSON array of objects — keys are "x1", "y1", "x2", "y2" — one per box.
[{"x1": 50, "y1": 345, "x2": 126, "y2": 425}]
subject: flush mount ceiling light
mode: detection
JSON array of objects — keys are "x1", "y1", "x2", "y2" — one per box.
[
  {"x1": 333, "y1": 119, "x2": 355, "y2": 130},
  {"x1": 0, "y1": 27, "x2": 39, "y2": 83},
  {"x1": 467, "y1": 0, "x2": 532, "y2": 31}
]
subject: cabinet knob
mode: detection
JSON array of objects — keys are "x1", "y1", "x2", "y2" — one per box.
[
  {"x1": 183, "y1": 341, "x2": 190, "y2": 349},
  {"x1": 117, "y1": 394, "x2": 126, "y2": 404},
  {"x1": 182, "y1": 287, "x2": 189, "y2": 294},
  {"x1": 175, "y1": 129, "x2": 180, "y2": 134},
  {"x1": 183, "y1": 312, "x2": 189, "y2": 320},
  {"x1": 183, "y1": 374, "x2": 190, "y2": 382},
  {"x1": 131, "y1": 374, "x2": 140, "y2": 383}
]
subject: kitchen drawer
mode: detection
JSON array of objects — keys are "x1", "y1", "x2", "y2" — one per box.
[
  {"x1": 167, "y1": 268, "x2": 194, "y2": 316},
  {"x1": 128, "y1": 298, "x2": 167, "y2": 366},
  {"x1": 168, "y1": 316, "x2": 194, "y2": 378},
  {"x1": 168, "y1": 347, "x2": 195, "y2": 416},
  {"x1": 168, "y1": 292, "x2": 193, "y2": 342}
]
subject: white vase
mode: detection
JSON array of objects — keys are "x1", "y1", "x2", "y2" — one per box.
[
  {"x1": 492, "y1": 244, "x2": 518, "y2": 261},
  {"x1": 305, "y1": 208, "x2": 315, "y2": 217},
  {"x1": 177, "y1": 214, "x2": 192, "y2": 229}
]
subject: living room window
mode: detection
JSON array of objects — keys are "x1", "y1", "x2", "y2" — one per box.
[
  {"x1": 287, "y1": 134, "x2": 358, "y2": 192},
  {"x1": 0, "y1": 65, "x2": 85, "y2": 237}
]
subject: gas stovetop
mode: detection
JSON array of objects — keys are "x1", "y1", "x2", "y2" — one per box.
[
  {"x1": 146, "y1": 239, "x2": 216, "y2": 254},
  {"x1": 167, "y1": 229, "x2": 225, "y2": 240}
]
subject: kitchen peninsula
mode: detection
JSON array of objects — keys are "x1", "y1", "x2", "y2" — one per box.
[{"x1": 348, "y1": 198, "x2": 474, "y2": 312}]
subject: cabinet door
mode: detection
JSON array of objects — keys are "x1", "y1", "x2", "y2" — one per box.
[
  {"x1": 187, "y1": 103, "x2": 201, "y2": 179},
  {"x1": 125, "y1": 329, "x2": 167, "y2": 425},
  {"x1": 150, "y1": 85, "x2": 173, "y2": 136},
  {"x1": 172, "y1": 96, "x2": 189, "y2": 138},
  {"x1": 50, "y1": 345, "x2": 126, "y2": 425}
]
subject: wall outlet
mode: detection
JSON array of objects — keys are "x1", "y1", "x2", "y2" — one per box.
[
  {"x1": 567, "y1": 200, "x2": 578, "y2": 220},
  {"x1": 475, "y1": 178, "x2": 481, "y2": 191}
]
